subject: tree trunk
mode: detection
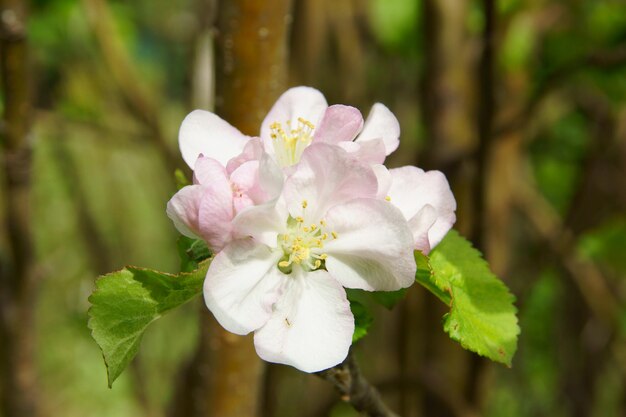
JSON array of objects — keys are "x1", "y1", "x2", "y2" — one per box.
[{"x1": 0, "y1": 0, "x2": 38, "y2": 416}]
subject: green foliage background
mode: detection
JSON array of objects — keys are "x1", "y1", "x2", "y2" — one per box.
[{"x1": 1, "y1": 0, "x2": 625, "y2": 416}]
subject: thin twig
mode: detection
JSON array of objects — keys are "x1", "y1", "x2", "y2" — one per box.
[
  {"x1": 80, "y1": 0, "x2": 183, "y2": 177},
  {"x1": 317, "y1": 351, "x2": 400, "y2": 417}
]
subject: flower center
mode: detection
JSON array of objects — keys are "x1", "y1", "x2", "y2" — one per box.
[
  {"x1": 277, "y1": 200, "x2": 338, "y2": 273},
  {"x1": 269, "y1": 118, "x2": 315, "y2": 167}
]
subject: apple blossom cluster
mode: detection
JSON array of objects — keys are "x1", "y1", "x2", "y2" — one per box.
[{"x1": 167, "y1": 87, "x2": 456, "y2": 372}]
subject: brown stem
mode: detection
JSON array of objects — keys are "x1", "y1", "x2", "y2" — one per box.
[
  {"x1": 0, "y1": 0, "x2": 39, "y2": 416},
  {"x1": 317, "y1": 352, "x2": 400, "y2": 417},
  {"x1": 168, "y1": 1, "x2": 293, "y2": 417}
]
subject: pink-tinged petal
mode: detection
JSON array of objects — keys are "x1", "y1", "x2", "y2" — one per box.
[
  {"x1": 193, "y1": 156, "x2": 228, "y2": 186},
  {"x1": 372, "y1": 164, "x2": 392, "y2": 200},
  {"x1": 204, "y1": 239, "x2": 285, "y2": 335},
  {"x1": 166, "y1": 185, "x2": 205, "y2": 239},
  {"x1": 283, "y1": 143, "x2": 378, "y2": 222},
  {"x1": 230, "y1": 160, "x2": 269, "y2": 207},
  {"x1": 179, "y1": 110, "x2": 250, "y2": 168},
  {"x1": 387, "y1": 166, "x2": 456, "y2": 251},
  {"x1": 259, "y1": 152, "x2": 284, "y2": 199},
  {"x1": 260, "y1": 86, "x2": 328, "y2": 147},
  {"x1": 253, "y1": 268, "x2": 354, "y2": 373},
  {"x1": 313, "y1": 105, "x2": 363, "y2": 144},
  {"x1": 337, "y1": 137, "x2": 386, "y2": 165},
  {"x1": 355, "y1": 103, "x2": 400, "y2": 156},
  {"x1": 196, "y1": 176, "x2": 235, "y2": 252},
  {"x1": 323, "y1": 198, "x2": 416, "y2": 291},
  {"x1": 226, "y1": 137, "x2": 264, "y2": 174},
  {"x1": 232, "y1": 199, "x2": 289, "y2": 247}
]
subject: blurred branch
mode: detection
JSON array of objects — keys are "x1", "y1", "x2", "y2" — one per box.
[
  {"x1": 514, "y1": 178, "x2": 620, "y2": 326},
  {"x1": 81, "y1": 0, "x2": 183, "y2": 176},
  {"x1": 49, "y1": 136, "x2": 158, "y2": 417},
  {"x1": 496, "y1": 43, "x2": 626, "y2": 137},
  {"x1": 317, "y1": 352, "x2": 400, "y2": 417},
  {"x1": 0, "y1": 0, "x2": 39, "y2": 416}
]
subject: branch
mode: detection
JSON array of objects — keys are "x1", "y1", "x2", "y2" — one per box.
[
  {"x1": 495, "y1": 43, "x2": 626, "y2": 137},
  {"x1": 317, "y1": 352, "x2": 400, "y2": 417},
  {"x1": 0, "y1": 0, "x2": 39, "y2": 415},
  {"x1": 514, "y1": 177, "x2": 620, "y2": 326},
  {"x1": 81, "y1": 0, "x2": 183, "y2": 176}
]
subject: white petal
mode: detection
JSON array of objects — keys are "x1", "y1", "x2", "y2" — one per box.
[
  {"x1": 323, "y1": 198, "x2": 416, "y2": 291},
  {"x1": 232, "y1": 199, "x2": 288, "y2": 247},
  {"x1": 179, "y1": 110, "x2": 250, "y2": 168},
  {"x1": 408, "y1": 204, "x2": 437, "y2": 253},
  {"x1": 388, "y1": 166, "x2": 456, "y2": 251},
  {"x1": 253, "y1": 268, "x2": 354, "y2": 373},
  {"x1": 355, "y1": 103, "x2": 400, "y2": 156},
  {"x1": 166, "y1": 185, "x2": 205, "y2": 239},
  {"x1": 337, "y1": 137, "x2": 386, "y2": 165},
  {"x1": 259, "y1": 151, "x2": 284, "y2": 199},
  {"x1": 372, "y1": 164, "x2": 392, "y2": 200},
  {"x1": 260, "y1": 86, "x2": 328, "y2": 146},
  {"x1": 283, "y1": 143, "x2": 378, "y2": 222},
  {"x1": 204, "y1": 239, "x2": 285, "y2": 335}
]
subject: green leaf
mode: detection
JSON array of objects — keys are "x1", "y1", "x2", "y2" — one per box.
[
  {"x1": 88, "y1": 260, "x2": 210, "y2": 387},
  {"x1": 174, "y1": 168, "x2": 190, "y2": 190},
  {"x1": 349, "y1": 300, "x2": 373, "y2": 342},
  {"x1": 177, "y1": 236, "x2": 211, "y2": 272},
  {"x1": 428, "y1": 230, "x2": 520, "y2": 366},
  {"x1": 414, "y1": 251, "x2": 451, "y2": 305}
]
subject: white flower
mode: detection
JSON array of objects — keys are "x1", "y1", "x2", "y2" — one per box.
[{"x1": 203, "y1": 144, "x2": 416, "y2": 372}]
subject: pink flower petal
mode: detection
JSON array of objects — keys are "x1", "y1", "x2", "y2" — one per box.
[
  {"x1": 179, "y1": 110, "x2": 250, "y2": 168},
  {"x1": 226, "y1": 137, "x2": 264, "y2": 174},
  {"x1": 253, "y1": 268, "x2": 354, "y2": 373},
  {"x1": 323, "y1": 198, "x2": 416, "y2": 291},
  {"x1": 355, "y1": 103, "x2": 400, "y2": 156},
  {"x1": 204, "y1": 239, "x2": 285, "y2": 335},
  {"x1": 196, "y1": 175, "x2": 236, "y2": 252},
  {"x1": 313, "y1": 105, "x2": 363, "y2": 144},
  {"x1": 193, "y1": 156, "x2": 229, "y2": 186},
  {"x1": 283, "y1": 143, "x2": 378, "y2": 223},
  {"x1": 166, "y1": 185, "x2": 205, "y2": 239}
]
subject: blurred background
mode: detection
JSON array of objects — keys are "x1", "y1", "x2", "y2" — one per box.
[{"x1": 1, "y1": 0, "x2": 626, "y2": 416}]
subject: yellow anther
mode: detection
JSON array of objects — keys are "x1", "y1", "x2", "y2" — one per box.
[
  {"x1": 321, "y1": 233, "x2": 328, "y2": 240},
  {"x1": 319, "y1": 254, "x2": 328, "y2": 260},
  {"x1": 302, "y1": 200, "x2": 308, "y2": 208},
  {"x1": 331, "y1": 231, "x2": 338, "y2": 239},
  {"x1": 303, "y1": 226, "x2": 310, "y2": 233},
  {"x1": 320, "y1": 220, "x2": 326, "y2": 227},
  {"x1": 385, "y1": 196, "x2": 392, "y2": 202},
  {"x1": 314, "y1": 260, "x2": 321, "y2": 269},
  {"x1": 295, "y1": 216, "x2": 304, "y2": 223},
  {"x1": 310, "y1": 224, "x2": 317, "y2": 231}
]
